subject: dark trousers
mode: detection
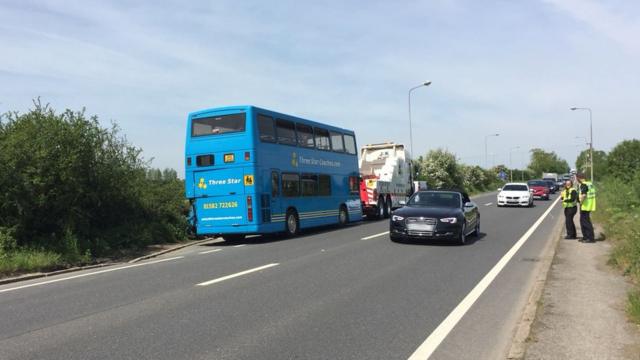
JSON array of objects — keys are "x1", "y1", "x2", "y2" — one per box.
[
  {"x1": 564, "y1": 206, "x2": 577, "y2": 237},
  {"x1": 580, "y1": 210, "x2": 595, "y2": 241}
]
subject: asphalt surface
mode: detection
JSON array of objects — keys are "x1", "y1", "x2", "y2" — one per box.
[{"x1": 0, "y1": 192, "x2": 563, "y2": 360}]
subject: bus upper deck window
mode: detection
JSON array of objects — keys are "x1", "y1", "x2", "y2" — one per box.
[
  {"x1": 330, "y1": 131, "x2": 344, "y2": 152},
  {"x1": 258, "y1": 114, "x2": 276, "y2": 142},
  {"x1": 191, "y1": 113, "x2": 246, "y2": 137},
  {"x1": 276, "y1": 119, "x2": 296, "y2": 146},
  {"x1": 344, "y1": 134, "x2": 357, "y2": 155},
  {"x1": 296, "y1": 123, "x2": 315, "y2": 148},
  {"x1": 314, "y1": 127, "x2": 330, "y2": 150}
]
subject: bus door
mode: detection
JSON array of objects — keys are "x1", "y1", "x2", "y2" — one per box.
[{"x1": 270, "y1": 170, "x2": 284, "y2": 224}]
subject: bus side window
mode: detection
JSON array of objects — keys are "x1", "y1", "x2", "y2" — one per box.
[
  {"x1": 282, "y1": 173, "x2": 300, "y2": 197},
  {"x1": 349, "y1": 176, "x2": 359, "y2": 194},
  {"x1": 276, "y1": 119, "x2": 296, "y2": 146},
  {"x1": 343, "y1": 134, "x2": 357, "y2": 155},
  {"x1": 258, "y1": 114, "x2": 276, "y2": 143},
  {"x1": 330, "y1": 131, "x2": 344, "y2": 152},
  {"x1": 271, "y1": 171, "x2": 279, "y2": 198},
  {"x1": 301, "y1": 174, "x2": 318, "y2": 196},
  {"x1": 296, "y1": 123, "x2": 315, "y2": 148},
  {"x1": 318, "y1": 174, "x2": 331, "y2": 196},
  {"x1": 314, "y1": 127, "x2": 330, "y2": 150}
]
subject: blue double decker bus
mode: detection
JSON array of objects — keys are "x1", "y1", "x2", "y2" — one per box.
[{"x1": 185, "y1": 105, "x2": 362, "y2": 240}]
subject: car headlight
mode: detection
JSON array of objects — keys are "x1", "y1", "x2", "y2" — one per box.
[
  {"x1": 522, "y1": 195, "x2": 530, "y2": 199},
  {"x1": 440, "y1": 217, "x2": 457, "y2": 224},
  {"x1": 392, "y1": 215, "x2": 404, "y2": 221}
]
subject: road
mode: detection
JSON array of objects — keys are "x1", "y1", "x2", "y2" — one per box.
[{"x1": 0, "y1": 192, "x2": 563, "y2": 360}]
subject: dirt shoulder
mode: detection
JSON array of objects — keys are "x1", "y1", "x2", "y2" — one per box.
[{"x1": 524, "y1": 226, "x2": 640, "y2": 359}]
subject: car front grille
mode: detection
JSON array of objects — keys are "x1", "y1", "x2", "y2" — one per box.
[
  {"x1": 506, "y1": 196, "x2": 520, "y2": 200},
  {"x1": 406, "y1": 217, "x2": 437, "y2": 225}
]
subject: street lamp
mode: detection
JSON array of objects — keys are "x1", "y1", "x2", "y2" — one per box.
[
  {"x1": 570, "y1": 107, "x2": 594, "y2": 182},
  {"x1": 509, "y1": 146, "x2": 520, "y2": 182},
  {"x1": 408, "y1": 81, "x2": 432, "y2": 180},
  {"x1": 484, "y1": 133, "x2": 500, "y2": 168}
]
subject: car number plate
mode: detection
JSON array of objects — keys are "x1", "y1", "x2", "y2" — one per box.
[{"x1": 407, "y1": 223, "x2": 435, "y2": 231}]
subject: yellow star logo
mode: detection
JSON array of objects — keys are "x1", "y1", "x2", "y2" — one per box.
[{"x1": 198, "y1": 178, "x2": 207, "y2": 189}]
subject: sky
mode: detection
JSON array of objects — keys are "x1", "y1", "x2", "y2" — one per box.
[{"x1": 1, "y1": 0, "x2": 638, "y2": 174}]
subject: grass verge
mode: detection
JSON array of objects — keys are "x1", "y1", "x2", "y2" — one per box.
[
  {"x1": 593, "y1": 177, "x2": 640, "y2": 324},
  {"x1": 0, "y1": 249, "x2": 65, "y2": 276}
]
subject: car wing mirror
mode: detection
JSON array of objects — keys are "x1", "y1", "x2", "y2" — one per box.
[
  {"x1": 464, "y1": 202, "x2": 474, "y2": 208},
  {"x1": 497, "y1": 187, "x2": 502, "y2": 191},
  {"x1": 399, "y1": 200, "x2": 406, "y2": 206}
]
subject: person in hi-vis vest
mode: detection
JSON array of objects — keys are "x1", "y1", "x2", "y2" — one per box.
[
  {"x1": 561, "y1": 180, "x2": 578, "y2": 239},
  {"x1": 576, "y1": 173, "x2": 596, "y2": 243}
]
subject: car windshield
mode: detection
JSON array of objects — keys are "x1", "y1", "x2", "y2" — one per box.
[
  {"x1": 503, "y1": 184, "x2": 528, "y2": 191},
  {"x1": 407, "y1": 192, "x2": 461, "y2": 208}
]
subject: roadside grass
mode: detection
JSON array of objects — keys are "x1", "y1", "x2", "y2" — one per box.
[
  {"x1": 0, "y1": 249, "x2": 65, "y2": 276},
  {"x1": 594, "y1": 178, "x2": 640, "y2": 324},
  {"x1": 629, "y1": 291, "x2": 640, "y2": 324}
]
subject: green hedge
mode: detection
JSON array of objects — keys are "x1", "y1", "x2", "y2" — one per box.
[{"x1": 0, "y1": 102, "x2": 187, "y2": 273}]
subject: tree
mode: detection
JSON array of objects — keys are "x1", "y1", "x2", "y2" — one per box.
[
  {"x1": 575, "y1": 149, "x2": 608, "y2": 178},
  {"x1": 527, "y1": 148, "x2": 569, "y2": 176},
  {"x1": 607, "y1": 139, "x2": 640, "y2": 181},
  {"x1": 417, "y1": 149, "x2": 462, "y2": 189}
]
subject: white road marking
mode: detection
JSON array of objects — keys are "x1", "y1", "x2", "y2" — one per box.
[
  {"x1": 361, "y1": 231, "x2": 390, "y2": 240},
  {"x1": 196, "y1": 263, "x2": 279, "y2": 287},
  {"x1": 484, "y1": 202, "x2": 493, "y2": 206},
  {"x1": 233, "y1": 244, "x2": 246, "y2": 248},
  {"x1": 408, "y1": 195, "x2": 562, "y2": 360},
  {"x1": 199, "y1": 249, "x2": 222, "y2": 255},
  {"x1": 0, "y1": 256, "x2": 184, "y2": 294}
]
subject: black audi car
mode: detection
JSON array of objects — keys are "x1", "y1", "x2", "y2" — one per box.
[{"x1": 389, "y1": 190, "x2": 480, "y2": 245}]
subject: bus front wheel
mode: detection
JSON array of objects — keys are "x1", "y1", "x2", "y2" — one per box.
[
  {"x1": 338, "y1": 205, "x2": 349, "y2": 226},
  {"x1": 285, "y1": 209, "x2": 299, "y2": 237}
]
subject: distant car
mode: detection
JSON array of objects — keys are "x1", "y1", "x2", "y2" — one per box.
[
  {"x1": 527, "y1": 180, "x2": 550, "y2": 200},
  {"x1": 497, "y1": 183, "x2": 533, "y2": 207},
  {"x1": 543, "y1": 179, "x2": 557, "y2": 193},
  {"x1": 389, "y1": 190, "x2": 480, "y2": 245}
]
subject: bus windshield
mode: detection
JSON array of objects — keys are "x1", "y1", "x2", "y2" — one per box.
[{"x1": 192, "y1": 113, "x2": 246, "y2": 137}]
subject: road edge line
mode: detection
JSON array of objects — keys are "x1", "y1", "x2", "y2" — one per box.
[
  {"x1": 407, "y1": 195, "x2": 562, "y2": 360},
  {"x1": 506, "y1": 210, "x2": 565, "y2": 359}
]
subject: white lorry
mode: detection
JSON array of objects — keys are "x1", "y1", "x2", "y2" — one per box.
[{"x1": 358, "y1": 142, "x2": 413, "y2": 218}]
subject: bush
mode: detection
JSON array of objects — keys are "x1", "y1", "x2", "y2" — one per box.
[
  {"x1": 607, "y1": 139, "x2": 640, "y2": 181},
  {"x1": 0, "y1": 101, "x2": 187, "y2": 264},
  {"x1": 417, "y1": 149, "x2": 462, "y2": 189}
]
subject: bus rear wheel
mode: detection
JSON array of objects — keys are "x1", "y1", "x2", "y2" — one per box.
[
  {"x1": 285, "y1": 209, "x2": 299, "y2": 237},
  {"x1": 338, "y1": 205, "x2": 349, "y2": 226}
]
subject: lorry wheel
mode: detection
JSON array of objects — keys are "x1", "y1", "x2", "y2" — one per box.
[
  {"x1": 386, "y1": 195, "x2": 393, "y2": 216},
  {"x1": 377, "y1": 196, "x2": 385, "y2": 219},
  {"x1": 382, "y1": 196, "x2": 390, "y2": 218}
]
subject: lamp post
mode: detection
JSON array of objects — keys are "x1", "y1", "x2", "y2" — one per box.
[
  {"x1": 570, "y1": 107, "x2": 594, "y2": 182},
  {"x1": 408, "y1": 81, "x2": 431, "y2": 180},
  {"x1": 509, "y1": 146, "x2": 520, "y2": 182},
  {"x1": 484, "y1": 133, "x2": 500, "y2": 168}
]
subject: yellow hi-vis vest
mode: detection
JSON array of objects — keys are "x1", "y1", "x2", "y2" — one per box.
[
  {"x1": 581, "y1": 181, "x2": 596, "y2": 212},
  {"x1": 562, "y1": 188, "x2": 577, "y2": 208}
]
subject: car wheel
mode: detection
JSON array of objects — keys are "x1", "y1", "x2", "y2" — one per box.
[
  {"x1": 285, "y1": 209, "x2": 299, "y2": 237},
  {"x1": 338, "y1": 205, "x2": 349, "y2": 226},
  {"x1": 458, "y1": 224, "x2": 467, "y2": 245},
  {"x1": 473, "y1": 217, "x2": 480, "y2": 237}
]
